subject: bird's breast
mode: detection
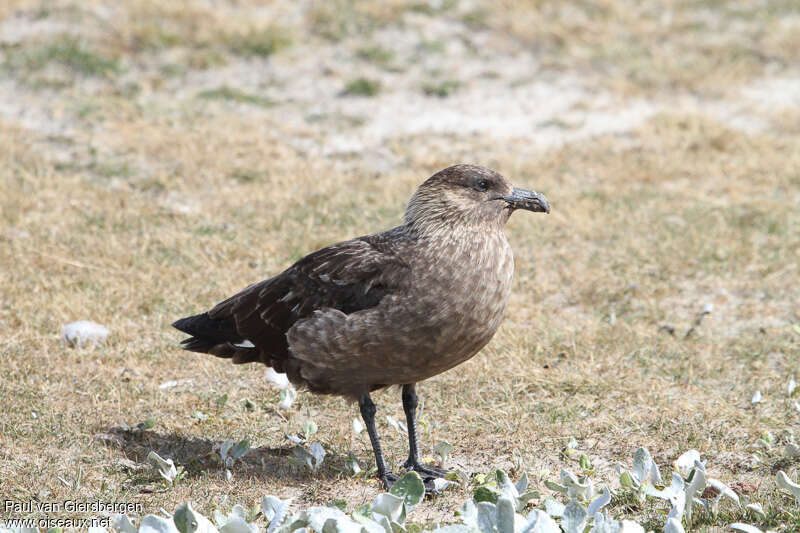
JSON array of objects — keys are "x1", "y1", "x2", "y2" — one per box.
[{"x1": 401, "y1": 230, "x2": 514, "y2": 377}]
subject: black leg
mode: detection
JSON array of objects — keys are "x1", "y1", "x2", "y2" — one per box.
[
  {"x1": 359, "y1": 393, "x2": 397, "y2": 489},
  {"x1": 401, "y1": 384, "x2": 449, "y2": 479}
]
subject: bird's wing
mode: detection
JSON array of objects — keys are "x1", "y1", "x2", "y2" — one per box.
[{"x1": 207, "y1": 231, "x2": 412, "y2": 369}]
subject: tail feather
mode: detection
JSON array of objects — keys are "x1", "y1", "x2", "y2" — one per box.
[{"x1": 172, "y1": 312, "x2": 259, "y2": 363}]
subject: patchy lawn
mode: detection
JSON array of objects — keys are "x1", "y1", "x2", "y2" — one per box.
[{"x1": 1, "y1": 0, "x2": 799, "y2": 531}]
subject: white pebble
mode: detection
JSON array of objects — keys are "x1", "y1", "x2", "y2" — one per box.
[{"x1": 61, "y1": 320, "x2": 110, "y2": 347}]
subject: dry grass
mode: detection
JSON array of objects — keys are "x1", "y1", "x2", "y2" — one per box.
[{"x1": 1, "y1": 0, "x2": 800, "y2": 530}]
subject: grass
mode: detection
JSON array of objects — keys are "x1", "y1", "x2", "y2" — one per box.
[
  {"x1": 10, "y1": 36, "x2": 120, "y2": 77},
  {"x1": 198, "y1": 86, "x2": 273, "y2": 107},
  {"x1": 1, "y1": 0, "x2": 800, "y2": 530},
  {"x1": 343, "y1": 78, "x2": 382, "y2": 97},
  {"x1": 422, "y1": 80, "x2": 461, "y2": 97},
  {"x1": 226, "y1": 26, "x2": 293, "y2": 58}
]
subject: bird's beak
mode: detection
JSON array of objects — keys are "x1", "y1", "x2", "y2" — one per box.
[{"x1": 502, "y1": 187, "x2": 550, "y2": 214}]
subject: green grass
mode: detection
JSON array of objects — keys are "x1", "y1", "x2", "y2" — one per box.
[
  {"x1": 226, "y1": 26, "x2": 292, "y2": 57},
  {"x1": 343, "y1": 77, "x2": 382, "y2": 97},
  {"x1": 197, "y1": 86, "x2": 273, "y2": 106},
  {"x1": 14, "y1": 36, "x2": 120, "y2": 77},
  {"x1": 422, "y1": 80, "x2": 461, "y2": 97}
]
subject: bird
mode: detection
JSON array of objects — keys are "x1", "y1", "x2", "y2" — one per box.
[{"x1": 173, "y1": 164, "x2": 550, "y2": 492}]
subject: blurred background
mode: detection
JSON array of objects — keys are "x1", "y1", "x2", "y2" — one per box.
[{"x1": 1, "y1": 0, "x2": 799, "y2": 526}]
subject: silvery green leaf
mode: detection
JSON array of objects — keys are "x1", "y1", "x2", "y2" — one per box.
[
  {"x1": 683, "y1": 462, "x2": 706, "y2": 524},
  {"x1": 619, "y1": 472, "x2": 636, "y2": 490},
  {"x1": 140, "y1": 515, "x2": 179, "y2": 533},
  {"x1": 434, "y1": 442, "x2": 454, "y2": 465},
  {"x1": 432, "y1": 478, "x2": 454, "y2": 492},
  {"x1": 588, "y1": 514, "x2": 645, "y2": 533},
  {"x1": 663, "y1": 517, "x2": 685, "y2": 533},
  {"x1": 544, "y1": 480, "x2": 568, "y2": 494},
  {"x1": 673, "y1": 450, "x2": 702, "y2": 478},
  {"x1": 515, "y1": 473, "x2": 529, "y2": 494},
  {"x1": 518, "y1": 491, "x2": 538, "y2": 508},
  {"x1": 632, "y1": 448, "x2": 661, "y2": 486},
  {"x1": 648, "y1": 473, "x2": 685, "y2": 500},
  {"x1": 786, "y1": 443, "x2": 800, "y2": 458},
  {"x1": 459, "y1": 499, "x2": 478, "y2": 531},
  {"x1": 279, "y1": 387, "x2": 297, "y2": 410},
  {"x1": 495, "y1": 470, "x2": 522, "y2": 509},
  {"x1": 113, "y1": 514, "x2": 137, "y2": 533},
  {"x1": 147, "y1": 451, "x2": 178, "y2": 483},
  {"x1": 232, "y1": 439, "x2": 251, "y2": 461},
  {"x1": 708, "y1": 478, "x2": 739, "y2": 508},
  {"x1": 776, "y1": 471, "x2": 800, "y2": 502},
  {"x1": 587, "y1": 487, "x2": 611, "y2": 516},
  {"x1": 303, "y1": 507, "x2": 355, "y2": 533},
  {"x1": 751, "y1": 391, "x2": 762, "y2": 405},
  {"x1": 293, "y1": 446, "x2": 315, "y2": 471},
  {"x1": 372, "y1": 494, "x2": 405, "y2": 523},
  {"x1": 729, "y1": 524, "x2": 762, "y2": 533},
  {"x1": 745, "y1": 503, "x2": 765, "y2": 518},
  {"x1": 262, "y1": 497, "x2": 283, "y2": 522},
  {"x1": 496, "y1": 498, "x2": 516, "y2": 533},
  {"x1": 345, "y1": 452, "x2": 361, "y2": 475},
  {"x1": 520, "y1": 510, "x2": 560, "y2": 533},
  {"x1": 666, "y1": 491, "x2": 685, "y2": 522},
  {"x1": 220, "y1": 440, "x2": 234, "y2": 464},
  {"x1": 173, "y1": 503, "x2": 218, "y2": 533},
  {"x1": 351, "y1": 513, "x2": 389, "y2": 533},
  {"x1": 390, "y1": 471, "x2": 425, "y2": 511},
  {"x1": 430, "y1": 527, "x2": 473, "y2": 533},
  {"x1": 543, "y1": 499, "x2": 565, "y2": 518},
  {"x1": 476, "y1": 502, "x2": 497, "y2": 533},
  {"x1": 632, "y1": 449, "x2": 650, "y2": 484},
  {"x1": 789, "y1": 380, "x2": 797, "y2": 396},
  {"x1": 217, "y1": 507, "x2": 258, "y2": 533},
  {"x1": 322, "y1": 516, "x2": 362, "y2": 533},
  {"x1": 474, "y1": 486, "x2": 499, "y2": 505},
  {"x1": 352, "y1": 418, "x2": 364, "y2": 435},
  {"x1": 309, "y1": 442, "x2": 326, "y2": 471},
  {"x1": 263, "y1": 496, "x2": 291, "y2": 533},
  {"x1": 618, "y1": 521, "x2": 644, "y2": 533},
  {"x1": 385, "y1": 416, "x2": 407, "y2": 434},
  {"x1": 302, "y1": 421, "x2": 318, "y2": 439},
  {"x1": 4, "y1": 527, "x2": 37, "y2": 533},
  {"x1": 561, "y1": 501, "x2": 587, "y2": 533},
  {"x1": 286, "y1": 434, "x2": 304, "y2": 445},
  {"x1": 372, "y1": 513, "x2": 393, "y2": 533},
  {"x1": 560, "y1": 470, "x2": 594, "y2": 501}
]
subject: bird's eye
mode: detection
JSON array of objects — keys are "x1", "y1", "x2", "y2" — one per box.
[{"x1": 475, "y1": 179, "x2": 489, "y2": 192}]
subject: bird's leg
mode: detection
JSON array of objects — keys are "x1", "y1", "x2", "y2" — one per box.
[
  {"x1": 401, "y1": 383, "x2": 449, "y2": 479},
  {"x1": 359, "y1": 393, "x2": 397, "y2": 490}
]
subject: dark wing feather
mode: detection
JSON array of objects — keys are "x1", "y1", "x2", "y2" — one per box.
[{"x1": 206, "y1": 230, "x2": 412, "y2": 371}]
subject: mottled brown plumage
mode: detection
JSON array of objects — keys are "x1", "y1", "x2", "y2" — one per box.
[{"x1": 173, "y1": 164, "x2": 549, "y2": 492}]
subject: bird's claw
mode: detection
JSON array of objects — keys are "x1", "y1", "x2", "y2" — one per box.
[
  {"x1": 402, "y1": 459, "x2": 450, "y2": 479},
  {"x1": 380, "y1": 469, "x2": 447, "y2": 496}
]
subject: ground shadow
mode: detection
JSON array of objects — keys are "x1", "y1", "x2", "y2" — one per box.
[{"x1": 97, "y1": 426, "x2": 347, "y2": 483}]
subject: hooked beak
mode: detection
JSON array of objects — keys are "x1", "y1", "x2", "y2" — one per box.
[{"x1": 502, "y1": 187, "x2": 550, "y2": 214}]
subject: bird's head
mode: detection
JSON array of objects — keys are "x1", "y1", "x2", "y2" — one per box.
[{"x1": 404, "y1": 164, "x2": 549, "y2": 233}]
